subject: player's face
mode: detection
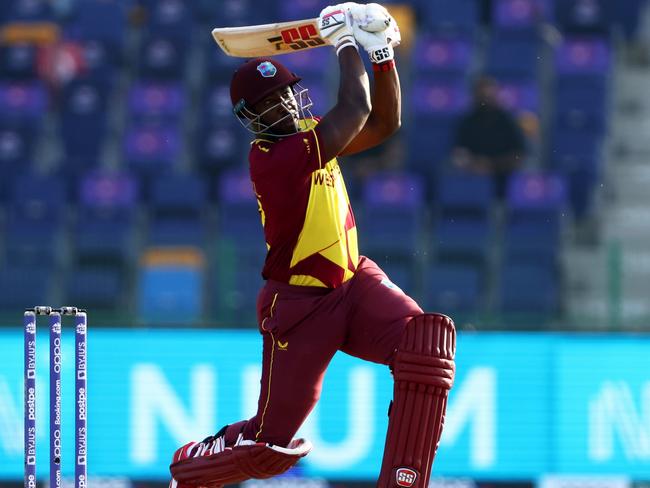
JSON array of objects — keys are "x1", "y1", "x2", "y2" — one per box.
[{"x1": 254, "y1": 86, "x2": 300, "y2": 134}]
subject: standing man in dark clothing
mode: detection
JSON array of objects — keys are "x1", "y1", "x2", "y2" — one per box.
[{"x1": 452, "y1": 76, "x2": 527, "y2": 198}]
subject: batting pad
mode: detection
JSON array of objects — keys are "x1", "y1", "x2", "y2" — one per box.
[{"x1": 378, "y1": 314, "x2": 456, "y2": 488}]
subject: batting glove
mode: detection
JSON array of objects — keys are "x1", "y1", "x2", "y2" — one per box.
[
  {"x1": 318, "y1": 3, "x2": 359, "y2": 55},
  {"x1": 352, "y1": 4, "x2": 400, "y2": 64}
]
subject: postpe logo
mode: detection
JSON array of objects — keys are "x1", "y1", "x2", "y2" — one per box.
[
  {"x1": 257, "y1": 61, "x2": 277, "y2": 78},
  {"x1": 395, "y1": 467, "x2": 417, "y2": 487}
]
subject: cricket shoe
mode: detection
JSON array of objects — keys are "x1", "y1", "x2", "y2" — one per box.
[{"x1": 169, "y1": 422, "x2": 247, "y2": 488}]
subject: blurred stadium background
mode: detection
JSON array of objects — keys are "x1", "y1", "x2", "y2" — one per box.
[{"x1": 1, "y1": 0, "x2": 650, "y2": 487}]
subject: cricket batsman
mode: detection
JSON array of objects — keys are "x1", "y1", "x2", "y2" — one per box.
[{"x1": 169, "y1": 3, "x2": 456, "y2": 487}]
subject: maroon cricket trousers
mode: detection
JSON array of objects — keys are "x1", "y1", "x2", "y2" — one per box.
[{"x1": 240, "y1": 256, "x2": 423, "y2": 446}]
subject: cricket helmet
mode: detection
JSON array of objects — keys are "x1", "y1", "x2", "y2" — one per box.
[
  {"x1": 230, "y1": 57, "x2": 301, "y2": 111},
  {"x1": 229, "y1": 57, "x2": 313, "y2": 136}
]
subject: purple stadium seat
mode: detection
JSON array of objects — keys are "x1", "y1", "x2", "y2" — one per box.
[
  {"x1": 218, "y1": 167, "x2": 255, "y2": 204},
  {"x1": 486, "y1": 35, "x2": 540, "y2": 79},
  {"x1": 79, "y1": 171, "x2": 139, "y2": 209},
  {"x1": 128, "y1": 81, "x2": 185, "y2": 123},
  {"x1": 497, "y1": 80, "x2": 540, "y2": 113},
  {"x1": 423, "y1": 0, "x2": 479, "y2": 34},
  {"x1": 507, "y1": 171, "x2": 567, "y2": 211},
  {"x1": 555, "y1": 37, "x2": 612, "y2": 74},
  {"x1": 124, "y1": 125, "x2": 181, "y2": 175},
  {"x1": 277, "y1": 47, "x2": 334, "y2": 76},
  {"x1": 493, "y1": 0, "x2": 550, "y2": 30},
  {"x1": 363, "y1": 172, "x2": 424, "y2": 208},
  {"x1": 412, "y1": 36, "x2": 474, "y2": 75},
  {"x1": 411, "y1": 81, "x2": 470, "y2": 116},
  {"x1": 0, "y1": 81, "x2": 48, "y2": 125}
]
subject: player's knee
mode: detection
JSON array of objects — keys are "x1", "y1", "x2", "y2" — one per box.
[{"x1": 394, "y1": 313, "x2": 456, "y2": 390}]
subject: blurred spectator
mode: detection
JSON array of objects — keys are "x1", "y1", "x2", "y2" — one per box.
[{"x1": 451, "y1": 76, "x2": 527, "y2": 199}]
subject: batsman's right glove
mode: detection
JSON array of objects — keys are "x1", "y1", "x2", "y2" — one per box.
[{"x1": 352, "y1": 3, "x2": 401, "y2": 64}]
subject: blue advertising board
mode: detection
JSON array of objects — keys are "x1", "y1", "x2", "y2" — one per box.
[{"x1": 1, "y1": 330, "x2": 649, "y2": 480}]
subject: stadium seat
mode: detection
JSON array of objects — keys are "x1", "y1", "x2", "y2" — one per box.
[
  {"x1": 492, "y1": 0, "x2": 550, "y2": 33},
  {"x1": 123, "y1": 124, "x2": 182, "y2": 181},
  {"x1": 422, "y1": 0, "x2": 479, "y2": 34},
  {"x1": 140, "y1": 0, "x2": 196, "y2": 47},
  {"x1": 499, "y1": 263, "x2": 559, "y2": 319},
  {"x1": 65, "y1": 267, "x2": 124, "y2": 310},
  {"x1": 138, "y1": 34, "x2": 189, "y2": 80},
  {"x1": 411, "y1": 35, "x2": 474, "y2": 78},
  {"x1": 0, "y1": 81, "x2": 48, "y2": 130},
  {"x1": 437, "y1": 172, "x2": 495, "y2": 218},
  {"x1": 139, "y1": 247, "x2": 206, "y2": 325},
  {"x1": 59, "y1": 78, "x2": 111, "y2": 162},
  {"x1": 127, "y1": 81, "x2": 186, "y2": 124},
  {"x1": 0, "y1": 44, "x2": 38, "y2": 80},
  {"x1": 65, "y1": 0, "x2": 128, "y2": 51},
  {"x1": 555, "y1": 36, "x2": 612, "y2": 75},
  {"x1": 425, "y1": 262, "x2": 483, "y2": 315},
  {"x1": 4, "y1": 0, "x2": 54, "y2": 21},
  {"x1": 0, "y1": 123, "x2": 36, "y2": 177},
  {"x1": 0, "y1": 266, "x2": 52, "y2": 309},
  {"x1": 434, "y1": 217, "x2": 492, "y2": 266},
  {"x1": 359, "y1": 172, "x2": 425, "y2": 259},
  {"x1": 496, "y1": 79, "x2": 540, "y2": 114},
  {"x1": 150, "y1": 172, "x2": 207, "y2": 218},
  {"x1": 486, "y1": 34, "x2": 540, "y2": 80}
]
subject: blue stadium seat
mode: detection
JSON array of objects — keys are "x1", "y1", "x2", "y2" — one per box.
[
  {"x1": 65, "y1": 0, "x2": 128, "y2": 50},
  {"x1": 437, "y1": 172, "x2": 495, "y2": 218},
  {"x1": 150, "y1": 172, "x2": 207, "y2": 217},
  {"x1": 148, "y1": 218, "x2": 207, "y2": 246},
  {"x1": 0, "y1": 123, "x2": 36, "y2": 176},
  {"x1": 0, "y1": 266, "x2": 52, "y2": 309},
  {"x1": 422, "y1": 0, "x2": 480, "y2": 34},
  {"x1": 505, "y1": 171, "x2": 566, "y2": 265},
  {"x1": 139, "y1": 264, "x2": 204, "y2": 325},
  {"x1": 65, "y1": 267, "x2": 123, "y2": 310},
  {"x1": 59, "y1": 79, "x2": 111, "y2": 162},
  {"x1": 0, "y1": 44, "x2": 38, "y2": 80},
  {"x1": 554, "y1": 76, "x2": 608, "y2": 134},
  {"x1": 140, "y1": 0, "x2": 196, "y2": 46},
  {"x1": 4, "y1": 0, "x2": 54, "y2": 21},
  {"x1": 486, "y1": 34, "x2": 540, "y2": 80},
  {"x1": 200, "y1": 0, "x2": 275, "y2": 25},
  {"x1": 434, "y1": 217, "x2": 492, "y2": 266},
  {"x1": 499, "y1": 263, "x2": 559, "y2": 318},
  {"x1": 138, "y1": 34, "x2": 189, "y2": 80},
  {"x1": 425, "y1": 262, "x2": 482, "y2": 314},
  {"x1": 554, "y1": 0, "x2": 611, "y2": 34},
  {"x1": 359, "y1": 172, "x2": 425, "y2": 258},
  {"x1": 196, "y1": 125, "x2": 246, "y2": 176},
  {"x1": 75, "y1": 210, "x2": 135, "y2": 266}
]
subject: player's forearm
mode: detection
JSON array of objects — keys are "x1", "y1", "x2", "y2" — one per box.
[
  {"x1": 336, "y1": 47, "x2": 371, "y2": 116},
  {"x1": 367, "y1": 63, "x2": 401, "y2": 136}
]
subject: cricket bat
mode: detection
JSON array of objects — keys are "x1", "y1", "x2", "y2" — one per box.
[{"x1": 212, "y1": 18, "x2": 325, "y2": 58}]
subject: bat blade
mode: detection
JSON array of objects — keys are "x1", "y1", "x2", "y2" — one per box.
[{"x1": 212, "y1": 18, "x2": 327, "y2": 57}]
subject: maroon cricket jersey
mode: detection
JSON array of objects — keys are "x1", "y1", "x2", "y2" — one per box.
[{"x1": 249, "y1": 117, "x2": 359, "y2": 288}]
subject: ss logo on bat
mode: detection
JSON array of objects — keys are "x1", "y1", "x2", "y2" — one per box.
[{"x1": 267, "y1": 24, "x2": 325, "y2": 51}]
